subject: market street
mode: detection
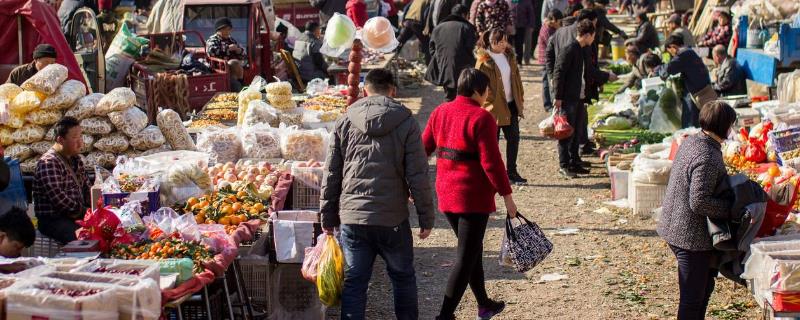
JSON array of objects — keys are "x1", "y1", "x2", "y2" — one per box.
[{"x1": 357, "y1": 64, "x2": 762, "y2": 319}]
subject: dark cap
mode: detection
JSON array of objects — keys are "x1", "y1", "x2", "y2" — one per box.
[
  {"x1": 215, "y1": 18, "x2": 233, "y2": 31},
  {"x1": 32, "y1": 44, "x2": 57, "y2": 60},
  {"x1": 668, "y1": 13, "x2": 681, "y2": 25}
]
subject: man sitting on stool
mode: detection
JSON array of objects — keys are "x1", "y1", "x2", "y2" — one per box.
[{"x1": 711, "y1": 44, "x2": 746, "y2": 97}]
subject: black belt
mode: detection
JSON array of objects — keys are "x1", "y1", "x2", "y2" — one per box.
[{"x1": 436, "y1": 147, "x2": 479, "y2": 161}]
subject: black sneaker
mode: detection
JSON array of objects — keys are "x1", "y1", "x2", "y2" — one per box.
[
  {"x1": 571, "y1": 165, "x2": 591, "y2": 174},
  {"x1": 508, "y1": 172, "x2": 528, "y2": 184},
  {"x1": 477, "y1": 300, "x2": 506, "y2": 319},
  {"x1": 581, "y1": 145, "x2": 597, "y2": 156},
  {"x1": 559, "y1": 168, "x2": 577, "y2": 178},
  {"x1": 580, "y1": 161, "x2": 592, "y2": 168}
]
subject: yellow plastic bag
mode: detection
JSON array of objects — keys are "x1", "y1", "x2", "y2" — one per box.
[
  {"x1": 10, "y1": 91, "x2": 44, "y2": 114},
  {"x1": 316, "y1": 234, "x2": 344, "y2": 307}
]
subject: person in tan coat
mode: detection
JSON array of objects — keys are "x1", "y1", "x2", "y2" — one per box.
[{"x1": 475, "y1": 28, "x2": 526, "y2": 184}]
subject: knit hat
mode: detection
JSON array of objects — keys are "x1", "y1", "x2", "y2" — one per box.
[
  {"x1": 32, "y1": 44, "x2": 57, "y2": 60},
  {"x1": 215, "y1": 18, "x2": 233, "y2": 31}
]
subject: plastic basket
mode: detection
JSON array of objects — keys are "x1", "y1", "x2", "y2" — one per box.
[
  {"x1": 21, "y1": 230, "x2": 61, "y2": 258},
  {"x1": 102, "y1": 187, "x2": 160, "y2": 214},
  {"x1": 627, "y1": 180, "x2": 667, "y2": 219},
  {"x1": 769, "y1": 127, "x2": 800, "y2": 153},
  {"x1": 269, "y1": 264, "x2": 325, "y2": 319},
  {"x1": 290, "y1": 164, "x2": 323, "y2": 210},
  {"x1": 168, "y1": 287, "x2": 224, "y2": 320},
  {"x1": 238, "y1": 257, "x2": 270, "y2": 311}
]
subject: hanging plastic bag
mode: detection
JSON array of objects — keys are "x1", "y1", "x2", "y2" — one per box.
[
  {"x1": 316, "y1": 234, "x2": 344, "y2": 306},
  {"x1": 321, "y1": 13, "x2": 357, "y2": 57},
  {"x1": 539, "y1": 111, "x2": 573, "y2": 140},
  {"x1": 237, "y1": 76, "x2": 267, "y2": 126},
  {"x1": 302, "y1": 233, "x2": 327, "y2": 282},
  {"x1": 360, "y1": 17, "x2": 399, "y2": 52}
]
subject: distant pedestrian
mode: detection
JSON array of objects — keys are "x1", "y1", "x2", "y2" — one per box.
[
  {"x1": 474, "y1": 0, "x2": 512, "y2": 35},
  {"x1": 536, "y1": 9, "x2": 563, "y2": 112},
  {"x1": 475, "y1": 28, "x2": 527, "y2": 184},
  {"x1": 397, "y1": 0, "x2": 433, "y2": 63},
  {"x1": 512, "y1": 0, "x2": 536, "y2": 65},
  {"x1": 426, "y1": 5, "x2": 478, "y2": 101},
  {"x1": 423, "y1": 68, "x2": 518, "y2": 320},
  {"x1": 321, "y1": 68, "x2": 434, "y2": 320},
  {"x1": 658, "y1": 35, "x2": 714, "y2": 128}
]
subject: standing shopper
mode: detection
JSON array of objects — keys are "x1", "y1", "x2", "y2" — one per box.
[
  {"x1": 512, "y1": 0, "x2": 536, "y2": 65},
  {"x1": 659, "y1": 35, "x2": 714, "y2": 128},
  {"x1": 397, "y1": 0, "x2": 433, "y2": 63},
  {"x1": 474, "y1": 0, "x2": 512, "y2": 35},
  {"x1": 423, "y1": 68, "x2": 518, "y2": 320},
  {"x1": 551, "y1": 20, "x2": 595, "y2": 178},
  {"x1": 320, "y1": 68, "x2": 435, "y2": 320},
  {"x1": 536, "y1": 9, "x2": 563, "y2": 112},
  {"x1": 658, "y1": 102, "x2": 737, "y2": 320},
  {"x1": 475, "y1": 28, "x2": 527, "y2": 184},
  {"x1": 426, "y1": 5, "x2": 478, "y2": 101}
]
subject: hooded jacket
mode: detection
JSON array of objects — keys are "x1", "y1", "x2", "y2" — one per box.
[
  {"x1": 475, "y1": 48, "x2": 525, "y2": 126},
  {"x1": 320, "y1": 95, "x2": 435, "y2": 230},
  {"x1": 426, "y1": 14, "x2": 478, "y2": 90}
]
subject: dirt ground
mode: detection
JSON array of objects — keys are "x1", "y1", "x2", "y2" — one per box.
[{"x1": 354, "y1": 63, "x2": 761, "y2": 319}]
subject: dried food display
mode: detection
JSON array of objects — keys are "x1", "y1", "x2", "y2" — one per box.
[
  {"x1": 95, "y1": 87, "x2": 136, "y2": 115},
  {"x1": 80, "y1": 117, "x2": 114, "y2": 135},
  {"x1": 20, "y1": 64, "x2": 68, "y2": 95},
  {"x1": 41, "y1": 80, "x2": 86, "y2": 110},
  {"x1": 108, "y1": 107, "x2": 148, "y2": 137},
  {"x1": 66, "y1": 93, "x2": 103, "y2": 120},
  {"x1": 156, "y1": 109, "x2": 196, "y2": 151}
]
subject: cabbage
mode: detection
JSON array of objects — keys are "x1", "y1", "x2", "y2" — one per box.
[{"x1": 603, "y1": 116, "x2": 633, "y2": 130}]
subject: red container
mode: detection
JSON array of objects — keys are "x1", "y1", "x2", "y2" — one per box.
[{"x1": 773, "y1": 291, "x2": 800, "y2": 312}]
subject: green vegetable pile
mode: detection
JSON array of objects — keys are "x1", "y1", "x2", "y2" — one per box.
[
  {"x1": 606, "y1": 63, "x2": 632, "y2": 75},
  {"x1": 594, "y1": 129, "x2": 667, "y2": 147}
]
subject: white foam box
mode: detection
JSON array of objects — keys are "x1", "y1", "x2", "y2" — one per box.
[
  {"x1": 608, "y1": 166, "x2": 630, "y2": 200},
  {"x1": 734, "y1": 107, "x2": 761, "y2": 128},
  {"x1": 628, "y1": 178, "x2": 667, "y2": 219},
  {"x1": 72, "y1": 259, "x2": 160, "y2": 284},
  {"x1": 5, "y1": 278, "x2": 118, "y2": 320}
]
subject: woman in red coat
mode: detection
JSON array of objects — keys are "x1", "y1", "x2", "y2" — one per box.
[
  {"x1": 422, "y1": 68, "x2": 518, "y2": 320},
  {"x1": 346, "y1": 0, "x2": 368, "y2": 28}
]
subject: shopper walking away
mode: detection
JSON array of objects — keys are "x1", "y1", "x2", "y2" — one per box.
[
  {"x1": 475, "y1": 28, "x2": 527, "y2": 184},
  {"x1": 422, "y1": 68, "x2": 519, "y2": 320},
  {"x1": 658, "y1": 35, "x2": 714, "y2": 128},
  {"x1": 425, "y1": 0, "x2": 459, "y2": 35},
  {"x1": 513, "y1": 0, "x2": 536, "y2": 65},
  {"x1": 426, "y1": 5, "x2": 478, "y2": 101},
  {"x1": 397, "y1": 0, "x2": 433, "y2": 63},
  {"x1": 711, "y1": 44, "x2": 747, "y2": 97},
  {"x1": 625, "y1": 11, "x2": 659, "y2": 54},
  {"x1": 658, "y1": 102, "x2": 737, "y2": 320},
  {"x1": 474, "y1": 0, "x2": 512, "y2": 35},
  {"x1": 537, "y1": 9, "x2": 563, "y2": 112},
  {"x1": 551, "y1": 20, "x2": 595, "y2": 178},
  {"x1": 320, "y1": 68, "x2": 434, "y2": 320}
]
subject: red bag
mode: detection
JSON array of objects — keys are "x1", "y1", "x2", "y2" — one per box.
[
  {"x1": 76, "y1": 206, "x2": 122, "y2": 253},
  {"x1": 539, "y1": 113, "x2": 574, "y2": 140},
  {"x1": 744, "y1": 138, "x2": 767, "y2": 163}
]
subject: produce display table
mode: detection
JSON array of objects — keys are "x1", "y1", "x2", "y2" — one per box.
[
  {"x1": 763, "y1": 300, "x2": 800, "y2": 320},
  {"x1": 735, "y1": 15, "x2": 800, "y2": 87}
]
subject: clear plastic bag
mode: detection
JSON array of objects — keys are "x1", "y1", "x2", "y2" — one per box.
[
  {"x1": 5, "y1": 278, "x2": 119, "y2": 320},
  {"x1": 278, "y1": 109, "x2": 303, "y2": 127},
  {"x1": 20, "y1": 64, "x2": 68, "y2": 95},
  {"x1": 321, "y1": 13, "x2": 356, "y2": 57},
  {"x1": 41, "y1": 80, "x2": 86, "y2": 110},
  {"x1": 266, "y1": 81, "x2": 293, "y2": 96},
  {"x1": 0, "y1": 83, "x2": 22, "y2": 101},
  {"x1": 6, "y1": 111, "x2": 24, "y2": 129},
  {"x1": 301, "y1": 233, "x2": 326, "y2": 282},
  {"x1": 156, "y1": 109, "x2": 196, "y2": 151},
  {"x1": 66, "y1": 93, "x2": 104, "y2": 120},
  {"x1": 0, "y1": 100, "x2": 9, "y2": 125},
  {"x1": 281, "y1": 128, "x2": 328, "y2": 161},
  {"x1": 196, "y1": 128, "x2": 243, "y2": 165},
  {"x1": 305, "y1": 78, "x2": 329, "y2": 96},
  {"x1": 87, "y1": 151, "x2": 117, "y2": 169},
  {"x1": 25, "y1": 109, "x2": 63, "y2": 126},
  {"x1": 241, "y1": 124, "x2": 281, "y2": 159},
  {"x1": 20, "y1": 157, "x2": 38, "y2": 173},
  {"x1": 81, "y1": 117, "x2": 114, "y2": 135},
  {"x1": 237, "y1": 76, "x2": 267, "y2": 126},
  {"x1": 94, "y1": 132, "x2": 130, "y2": 153},
  {"x1": 96, "y1": 88, "x2": 136, "y2": 116},
  {"x1": 130, "y1": 125, "x2": 166, "y2": 151},
  {"x1": 12, "y1": 124, "x2": 45, "y2": 144},
  {"x1": 159, "y1": 162, "x2": 210, "y2": 207},
  {"x1": 243, "y1": 100, "x2": 278, "y2": 128},
  {"x1": 360, "y1": 17, "x2": 399, "y2": 52},
  {"x1": 631, "y1": 156, "x2": 673, "y2": 184},
  {"x1": 0, "y1": 126, "x2": 14, "y2": 146},
  {"x1": 140, "y1": 144, "x2": 172, "y2": 156},
  {"x1": 108, "y1": 107, "x2": 148, "y2": 137},
  {"x1": 31, "y1": 141, "x2": 53, "y2": 155},
  {"x1": 80, "y1": 134, "x2": 96, "y2": 154},
  {"x1": 10, "y1": 90, "x2": 43, "y2": 114},
  {"x1": 268, "y1": 93, "x2": 296, "y2": 110},
  {"x1": 6, "y1": 143, "x2": 33, "y2": 160}
]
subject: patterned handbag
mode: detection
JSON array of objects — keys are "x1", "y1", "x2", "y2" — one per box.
[{"x1": 501, "y1": 213, "x2": 553, "y2": 273}]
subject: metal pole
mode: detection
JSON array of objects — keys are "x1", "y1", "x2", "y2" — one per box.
[{"x1": 17, "y1": 15, "x2": 24, "y2": 64}]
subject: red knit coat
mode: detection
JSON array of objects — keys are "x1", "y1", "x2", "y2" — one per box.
[
  {"x1": 422, "y1": 96, "x2": 513, "y2": 214},
  {"x1": 346, "y1": 0, "x2": 368, "y2": 28}
]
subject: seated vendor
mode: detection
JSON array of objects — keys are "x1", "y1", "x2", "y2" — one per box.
[
  {"x1": 667, "y1": 14, "x2": 695, "y2": 47},
  {"x1": 641, "y1": 52, "x2": 662, "y2": 78},
  {"x1": 615, "y1": 45, "x2": 646, "y2": 94},
  {"x1": 293, "y1": 21, "x2": 330, "y2": 84},
  {"x1": 34, "y1": 117, "x2": 90, "y2": 245},
  {"x1": 206, "y1": 17, "x2": 247, "y2": 61},
  {"x1": 0, "y1": 204, "x2": 35, "y2": 258},
  {"x1": 698, "y1": 11, "x2": 732, "y2": 48},
  {"x1": 712, "y1": 44, "x2": 746, "y2": 96},
  {"x1": 625, "y1": 11, "x2": 659, "y2": 53},
  {"x1": 5, "y1": 44, "x2": 58, "y2": 86}
]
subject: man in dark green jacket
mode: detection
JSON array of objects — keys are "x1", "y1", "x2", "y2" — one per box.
[{"x1": 321, "y1": 68, "x2": 434, "y2": 320}]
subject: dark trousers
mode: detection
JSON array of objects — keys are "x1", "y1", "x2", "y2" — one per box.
[
  {"x1": 444, "y1": 87, "x2": 457, "y2": 101},
  {"x1": 340, "y1": 220, "x2": 418, "y2": 320},
  {"x1": 681, "y1": 92, "x2": 700, "y2": 128},
  {"x1": 498, "y1": 101, "x2": 520, "y2": 174},
  {"x1": 439, "y1": 213, "x2": 490, "y2": 317},
  {"x1": 669, "y1": 245, "x2": 717, "y2": 320},
  {"x1": 514, "y1": 27, "x2": 526, "y2": 65},
  {"x1": 37, "y1": 215, "x2": 79, "y2": 245},
  {"x1": 397, "y1": 20, "x2": 430, "y2": 64},
  {"x1": 388, "y1": 15, "x2": 399, "y2": 29},
  {"x1": 542, "y1": 72, "x2": 552, "y2": 112},
  {"x1": 557, "y1": 102, "x2": 585, "y2": 168}
]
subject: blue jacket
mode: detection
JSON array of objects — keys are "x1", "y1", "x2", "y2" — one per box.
[{"x1": 659, "y1": 48, "x2": 711, "y2": 95}]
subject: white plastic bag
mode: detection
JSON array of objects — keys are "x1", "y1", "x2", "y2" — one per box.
[
  {"x1": 108, "y1": 107, "x2": 148, "y2": 137},
  {"x1": 6, "y1": 143, "x2": 33, "y2": 160},
  {"x1": 12, "y1": 124, "x2": 45, "y2": 144},
  {"x1": 360, "y1": 17, "x2": 399, "y2": 52},
  {"x1": 130, "y1": 125, "x2": 166, "y2": 151},
  {"x1": 0, "y1": 83, "x2": 22, "y2": 101},
  {"x1": 66, "y1": 93, "x2": 104, "y2": 120},
  {"x1": 20, "y1": 64, "x2": 68, "y2": 95},
  {"x1": 241, "y1": 124, "x2": 281, "y2": 159},
  {"x1": 41, "y1": 80, "x2": 86, "y2": 110},
  {"x1": 156, "y1": 109, "x2": 196, "y2": 151},
  {"x1": 237, "y1": 77, "x2": 267, "y2": 126},
  {"x1": 96, "y1": 87, "x2": 136, "y2": 116},
  {"x1": 243, "y1": 100, "x2": 278, "y2": 128},
  {"x1": 271, "y1": 210, "x2": 318, "y2": 263},
  {"x1": 280, "y1": 127, "x2": 328, "y2": 161},
  {"x1": 195, "y1": 128, "x2": 243, "y2": 165},
  {"x1": 0, "y1": 126, "x2": 13, "y2": 146},
  {"x1": 305, "y1": 78, "x2": 329, "y2": 96},
  {"x1": 94, "y1": 132, "x2": 130, "y2": 153},
  {"x1": 25, "y1": 109, "x2": 63, "y2": 126},
  {"x1": 10, "y1": 90, "x2": 43, "y2": 114},
  {"x1": 86, "y1": 151, "x2": 117, "y2": 169},
  {"x1": 31, "y1": 141, "x2": 53, "y2": 155},
  {"x1": 631, "y1": 156, "x2": 672, "y2": 184},
  {"x1": 80, "y1": 134, "x2": 95, "y2": 153}
]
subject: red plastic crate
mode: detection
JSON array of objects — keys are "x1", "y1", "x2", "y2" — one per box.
[{"x1": 773, "y1": 291, "x2": 800, "y2": 312}]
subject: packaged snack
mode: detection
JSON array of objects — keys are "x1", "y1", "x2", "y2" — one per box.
[
  {"x1": 80, "y1": 117, "x2": 114, "y2": 135},
  {"x1": 26, "y1": 109, "x2": 63, "y2": 126},
  {"x1": 96, "y1": 87, "x2": 136, "y2": 116},
  {"x1": 281, "y1": 128, "x2": 328, "y2": 161},
  {"x1": 278, "y1": 109, "x2": 303, "y2": 127},
  {"x1": 0, "y1": 126, "x2": 14, "y2": 146},
  {"x1": 12, "y1": 124, "x2": 45, "y2": 144},
  {"x1": 80, "y1": 134, "x2": 95, "y2": 154},
  {"x1": 156, "y1": 109, "x2": 195, "y2": 151},
  {"x1": 237, "y1": 77, "x2": 266, "y2": 126},
  {"x1": 66, "y1": 93, "x2": 104, "y2": 120},
  {"x1": 6, "y1": 143, "x2": 33, "y2": 160},
  {"x1": 20, "y1": 157, "x2": 39, "y2": 174},
  {"x1": 20, "y1": 63, "x2": 68, "y2": 95},
  {"x1": 94, "y1": 132, "x2": 129, "y2": 153},
  {"x1": 241, "y1": 125, "x2": 281, "y2": 159},
  {"x1": 87, "y1": 151, "x2": 117, "y2": 169},
  {"x1": 140, "y1": 144, "x2": 172, "y2": 157},
  {"x1": 130, "y1": 126, "x2": 165, "y2": 151},
  {"x1": 265, "y1": 81, "x2": 293, "y2": 96},
  {"x1": 10, "y1": 90, "x2": 43, "y2": 114},
  {"x1": 243, "y1": 100, "x2": 278, "y2": 128},
  {"x1": 108, "y1": 107, "x2": 148, "y2": 137},
  {"x1": 0, "y1": 83, "x2": 22, "y2": 101},
  {"x1": 31, "y1": 141, "x2": 54, "y2": 155},
  {"x1": 6, "y1": 112, "x2": 24, "y2": 129},
  {"x1": 196, "y1": 128, "x2": 242, "y2": 164},
  {"x1": 41, "y1": 80, "x2": 86, "y2": 110}
]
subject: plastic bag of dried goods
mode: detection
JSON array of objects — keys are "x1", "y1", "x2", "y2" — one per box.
[
  {"x1": 94, "y1": 132, "x2": 130, "y2": 153},
  {"x1": 108, "y1": 107, "x2": 147, "y2": 137},
  {"x1": 0, "y1": 126, "x2": 13, "y2": 146},
  {"x1": 281, "y1": 127, "x2": 328, "y2": 161},
  {"x1": 9, "y1": 91, "x2": 43, "y2": 114},
  {"x1": 0, "y1": 83, "x2": 22, "y2": 101},
  {"x1": 12, "y1": 124, "x2": 45, "y2": 144},
  {"x1": 241, "y1": 124, "x2": 281, "y2": 159},
  {"x1": 243, "y1": 100, "x2": 278, "y2": 128},
  {"x1": 156, "y1": 109, "x2": 195, "y2": 151},
  {"x1": 130, "y1": 125, "x2": 165, "y2": 151},
  {"x1": 80, "y1": 117, "x2": 114, "y2": 135},
  {"x1": 30, "y1": 141, "x2": 53, "y2": 155},
  {"x1": 6, "y1": 144, "x2": 33, "y2": 160},
  {"x1": 95, "y1": 87, "x2": 136, "y2": 116},
  {"x1": 6, "y1": 112, "x2": 24, "y2": 129},
  {"x1": 80, "y1": 134, "x2": 95, "y2": 154},
  {"x1": 25, "y1": 109, "x2": 63, "y2": 126},
  {"x1": 196, "y1": 128, "x2": 242, "y2": 164},
  {"x1": 20, "y1": 157, "x2": 39, "y2": 174},
  {"x1": 87, "y1": 151, "x2": 117, "y2": 168},
  {"x1": 66, "y1": 93, "x2": 104, "y2": 120},
  {"x1": 20, "y1": 64, "x2": 68, "y2": 95},
  {"x1": 41, "y1": 80, "x2": 86, "y2": 110}
]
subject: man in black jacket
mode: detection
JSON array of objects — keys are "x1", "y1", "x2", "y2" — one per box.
[
  {"x1": 426, "y1": 5, "x2": 477, "y2": 101},
  {"x1": 553, "y1": 20, "x2": 595, "y2": 178}
]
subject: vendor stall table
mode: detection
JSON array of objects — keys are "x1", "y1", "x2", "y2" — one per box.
[
  {"x1": 328, "y1": 53, "x2": 398, "y2": 86},
  {"x1": 735, "y1": 15, "x2": 800, "y2": 87}
]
